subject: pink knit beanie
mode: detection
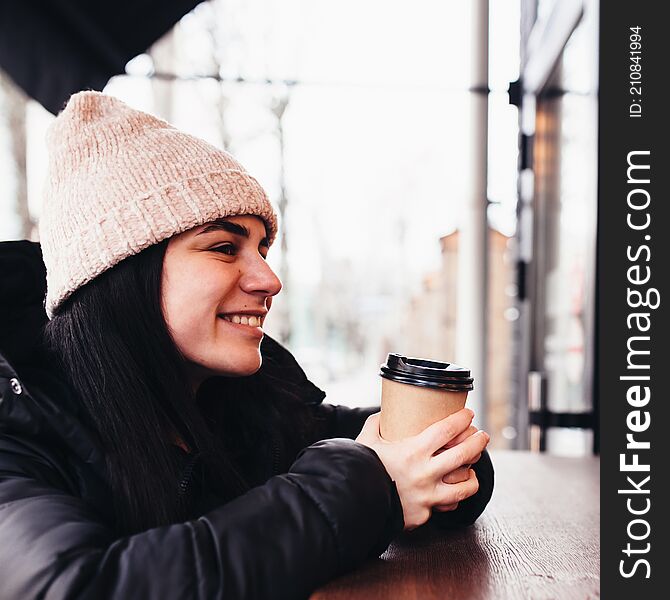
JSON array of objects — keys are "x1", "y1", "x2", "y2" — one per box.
[{"x1": 39, "y1": 91, "x2": 278, "y2": 318}]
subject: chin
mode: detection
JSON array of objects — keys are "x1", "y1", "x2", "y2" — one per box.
[
  {"x1": 235, "y1": 363, "x2": 262, "y2": 377},
  {"x1": 216, "y1": 352, "x2": 263, "y2": 377}
]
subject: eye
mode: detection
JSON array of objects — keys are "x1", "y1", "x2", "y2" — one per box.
[{"x1": 211, "y1": 243, "x2": 236, "y2": 256}]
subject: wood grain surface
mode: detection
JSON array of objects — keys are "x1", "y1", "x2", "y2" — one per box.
[{"x1": 311, "y1": 450, "x2": 600, "y2": 600}]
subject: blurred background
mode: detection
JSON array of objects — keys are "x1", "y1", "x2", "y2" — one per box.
[{"x1": 0, "y1": 0, "x2": 598, "y2": 456}]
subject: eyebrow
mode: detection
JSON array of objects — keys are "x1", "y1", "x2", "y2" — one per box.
[{"x1": 196, "y1": 218, "x2": 269, "y2": 247}]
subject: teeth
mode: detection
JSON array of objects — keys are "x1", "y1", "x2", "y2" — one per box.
[{"x1": 221, "y1": 314, "x2": 263, "y2": 327}]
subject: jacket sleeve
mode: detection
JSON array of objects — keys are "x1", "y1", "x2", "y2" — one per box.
[
  {"x1": 309, "y1": 403, "x2": 494, "y2": 528},
  {"x1": 309, "y1": 403, "x2": 379, "y2": 440},
  {"x1": 0, "y1": 435, "x2": 403, "y2": 600}
]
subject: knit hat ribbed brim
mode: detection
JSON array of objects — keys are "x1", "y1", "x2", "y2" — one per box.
[{"x1": 38, "y1": 91, "x2": 278, "y2": 318}]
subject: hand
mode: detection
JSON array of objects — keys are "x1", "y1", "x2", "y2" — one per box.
[{"x1": 355, "y1": 408, "x2": 490, "y2": 530}]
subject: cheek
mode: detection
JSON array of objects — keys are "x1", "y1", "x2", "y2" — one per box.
[{"x1": 162, "y1": 260, "x2": 222, "y2": 346}]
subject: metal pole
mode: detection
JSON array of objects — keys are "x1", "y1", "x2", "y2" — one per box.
[
  {"x1": 455, "y1": 0, "x2": 489, "y2": 430},
  {"x1": 272, "y1": 89, "x2": 292, "y2": 344},
  {"x1": 150, "y1": 29, "x2": 176, "y2": 122},
  {"x1": 0, "y1": 72, "x2": 32, "y2": 239}
]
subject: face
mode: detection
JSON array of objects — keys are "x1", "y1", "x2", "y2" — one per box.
[{"x1": 161, "y1": 215, "x2": 282, "y2": 387}]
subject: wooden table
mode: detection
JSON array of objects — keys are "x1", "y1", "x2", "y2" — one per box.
[{"x1": 312, "y1": 450, "x2": 600, "y2": 600}]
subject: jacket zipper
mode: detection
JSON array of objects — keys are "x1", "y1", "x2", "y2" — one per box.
[
  {"x1": 177, "y1": 453, "x2": 200, "y2": 500},
  {"x1": 179, "y1": 439, "x2": 280, "y2": 501},
  {"x1": 271, "y1": 435, "x2": 281, "y2": 475}
]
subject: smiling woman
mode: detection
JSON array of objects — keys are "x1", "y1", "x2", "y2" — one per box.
[
  {"x1": 0, "y1": 92, "x2": 494, "y2": 599},
  {"x1": 162, "y1": 215, "x2": 282, "y2": 384}
]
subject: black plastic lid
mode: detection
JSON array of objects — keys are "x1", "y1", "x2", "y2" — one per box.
[{"x1": 379, "y1": 353, "x2": 474, "y2": 392}]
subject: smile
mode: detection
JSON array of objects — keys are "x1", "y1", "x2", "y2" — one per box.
[{"x1": 218, "y1": 314, "x2": 264, "y2": 328}]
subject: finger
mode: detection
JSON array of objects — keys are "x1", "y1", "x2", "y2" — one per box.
[
  {"x1": 434, "y1": 503, "x2": 459, "y2": 512},
  {"x1": 416, "y1": 408, "x2": 474, "y2": 454},
  {"x1": 441, "y1": 466, "x2": 470, "y2": 485},
  {"x1": 445, "y1": 425, "x2": 478, "y2": 449},
  {"x1": 436, "y1": 469, "x2": 479, "y2": 505},
  {"x1": 431, "y1": 430, "x2": 489, "y2": 475}
]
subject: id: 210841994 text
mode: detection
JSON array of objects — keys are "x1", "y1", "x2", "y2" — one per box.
[{"x1": 629, "y1": 26, "x2": 643, "y2": 118}]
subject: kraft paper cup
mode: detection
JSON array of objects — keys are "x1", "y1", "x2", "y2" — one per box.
[{"x1": 379, "y1": 354, "x2": 474, "y2": 441}]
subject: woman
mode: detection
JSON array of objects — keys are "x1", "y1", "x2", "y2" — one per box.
[{"x1": 0, "y1": 92, "x2": 493, "y2": 599}]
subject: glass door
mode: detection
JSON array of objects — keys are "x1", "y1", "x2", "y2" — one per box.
[{"x1": 515, "y1": 0, "x2": 599, "y2": 455}]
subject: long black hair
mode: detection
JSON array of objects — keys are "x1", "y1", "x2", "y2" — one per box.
[{"x1": 44, "y1": 239, "x2": 310, "y2": 534}]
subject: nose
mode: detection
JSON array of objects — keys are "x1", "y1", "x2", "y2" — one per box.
[{"x1": 239, "y1": 254, "x2": 282, "y2": 298}]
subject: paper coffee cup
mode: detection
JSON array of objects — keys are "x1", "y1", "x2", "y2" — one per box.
[{"x1": 379, "y1": 353, "x2": 474, "y2": 441}]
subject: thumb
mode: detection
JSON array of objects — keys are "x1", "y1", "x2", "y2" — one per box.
[{"x1": 357, "y1": 412, "x2": 381, "y2": 442}]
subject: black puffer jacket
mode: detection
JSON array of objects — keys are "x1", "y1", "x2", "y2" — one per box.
[{"x1": 0, "y1": 241, "x2": 494, "y2": 600}]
